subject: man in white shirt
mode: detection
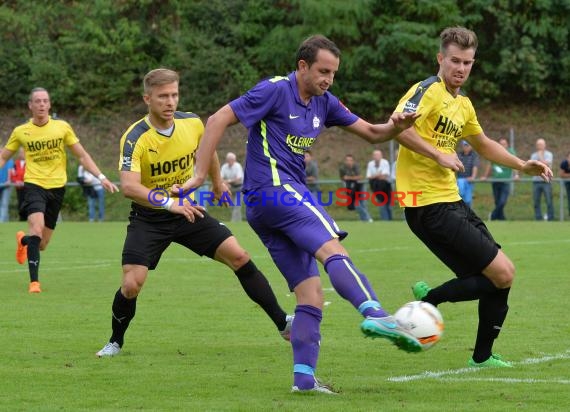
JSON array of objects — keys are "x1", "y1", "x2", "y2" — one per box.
[
  {"x1": 366, "y1": 149, "x2": 392, "y2": 220},
  {"x1": 530, "y1": 138, "x2": 554, "y2": 220},
  {"x1": 78, "y1": 165, "x2": 105, "y2": 222},
  {"x1": 220, "y1": 152, "x2": 244, "y2": 222}
]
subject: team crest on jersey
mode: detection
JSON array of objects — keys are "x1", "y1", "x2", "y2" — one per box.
[{"x1": 312, "y1": 115, "x2": 320, "y2": 129}]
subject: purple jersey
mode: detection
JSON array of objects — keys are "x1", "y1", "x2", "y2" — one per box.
[{"x1": 229, "y1": 72, "x2": 358, "y2": 191}]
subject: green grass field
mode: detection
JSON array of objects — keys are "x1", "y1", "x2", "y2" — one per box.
[{"x1": 1, "y1": 221, "x2": 569, "y2": 411}]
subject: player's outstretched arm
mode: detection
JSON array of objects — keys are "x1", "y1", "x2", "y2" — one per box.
[
  {"x1": 209, "y1": 151, "x2": 232, "y2": 207},
  {"x1": 468, "y1": 133, "x2": 552, "y2": 182},
  {"x1": 177, "y1": 105, "x2": 239, "y2": 195},
  {"x1": 343, "y1": 112, "x2": 419, "y2": 144},
  {"x1": 70, "y1": 142, "x2": 119, "y2": 193},
  {"x1": 193, "y1": 105, "x2": 239, "y2": 186},
  {"x1": 520, "y1": 160, "x2": 553, "y2": 182},
  {"x1": 344, "y1": 114, "x2": 463, "y2": 172},
  {"x1": 397, "y1": 128, "x2": 465, "y2": 172}
]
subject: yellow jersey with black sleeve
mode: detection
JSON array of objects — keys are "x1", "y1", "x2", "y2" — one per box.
[
  {"x1": 4, "y1": 116, "x2": 79, "y2": 189},
  {"x1": 395, "y1": 76, "x2": 483, "y2": 207},
  {"x1": 118, "y1": 111, "x2": 202, "y2": 208}
]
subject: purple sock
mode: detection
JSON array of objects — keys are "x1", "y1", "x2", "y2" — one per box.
[
  {"x1": 292, "y1": 304, "x2": 322, "y2": 390},
  {"x1": 324, "y1": 254, "x2": 389, "y2": 318}
]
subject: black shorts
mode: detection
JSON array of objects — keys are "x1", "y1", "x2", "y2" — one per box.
[
  {"x1": 122, "y1": 203, "x2": 233, "y2": 270},
  {"x1": 21, "y1": 183, "x2": 66, "y2": 230},
  {"x1": 404, "y1": 200, "x2": 500, "y2": 277}
]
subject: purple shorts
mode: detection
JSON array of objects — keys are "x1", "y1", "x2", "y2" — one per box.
[{"x1": 246, "y1": 183, "x2": 347, "y2": 290}]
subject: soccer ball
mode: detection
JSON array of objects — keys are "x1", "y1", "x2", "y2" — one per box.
[{"x1": 394, "y1": 301, "x2": 444, "y2": 351}]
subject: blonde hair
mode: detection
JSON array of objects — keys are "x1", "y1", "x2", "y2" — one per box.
[
  {"x1": 143, "y1": 68, "x2": 179, "y2": 94},
  {"x1": 440, "y1": 27, "x2": 478, "y2": 53}
]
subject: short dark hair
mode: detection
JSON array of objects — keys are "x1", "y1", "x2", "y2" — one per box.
[
  {"x1": 296, "y1": 35, "x2": 340, "y2": 68},
  {"x1": 440, "y1": 27, "x2": 478, "y2": 53},
  {"x1": 29, "y1": 87, "x2": 48, "y2": 102}
]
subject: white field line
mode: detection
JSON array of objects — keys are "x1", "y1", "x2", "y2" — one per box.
[
  {"x1": 0, "y1": 256, "x2": 219, "y2": 272},
  {"x1": 0, "y1": 262, "x2": 114, "y2": 273},
  {"x1": 1, "y1": 238, "x2": 567, "y2": 268},
  {"x1": 354, "y1": 239, "x2": 570, "y2": 255},
  {"x1": 388, "y1": 350, "x2": 570, "y2": 383},
  {"x1": 2, "y1": 238, "x2": 568, "y2": 272},
  {"x1": 439, "y1": 377, "x2": 570, "y2": 384}
]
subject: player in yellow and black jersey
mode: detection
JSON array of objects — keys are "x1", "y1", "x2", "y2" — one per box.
[
  {"x1": 395, "y1": 27, "x2": 552, "y2": 368},
  {"x1": 96, "y1": 68, "x2": 292, "y2": 357},
  {"x1": 118, "y1": 110, "x2": 201, "y2": 201},
  {"x1": 0, "y1": 87, "x2": 119, "y2": 294}
]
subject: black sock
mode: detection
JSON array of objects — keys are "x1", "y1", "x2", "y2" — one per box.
[
  {"x1": 110, "y1": 288, "x2": 137, "y2": 347},
  {"x1": 234, "y1": 260, "x2": 287, "y2": 331},
  {"x1": 26, "y1": 235, "x2": 41, "y2": 283},
  {"x1": 21, "y1": 235, "x2": 30, "y2": 246},
  {"x1": 424, "y1": 275, "x2": 497, "y2": 306},
  {"x1": 472, "y1": 287, "x2": 510, "y2": 363}
]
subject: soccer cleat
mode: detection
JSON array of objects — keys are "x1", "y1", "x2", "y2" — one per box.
[
  {"x1": 279, "y1": 314, "x2": 294, "y2": 341},
  {"x1": 16, "y1": 231, "x2": 28, "y2": 265},
  {"x1": 468, "y1": 353, "x2": 513, "y2": 368},
  {"x1": 361, "y1": 315, "x2": 422, "y2": 353},
  {"x1": 96, "y1": 342, "x2": 121, "y2": 358},
  {"x1": 291, "y1": 378, "x2": 338, "y2": 395},
  {"x1": 412, "y1": 281, "x2": 432, "y2": 301},
  {"x1": 28, "y1": 281, "x2": 41, "y2": 293}
]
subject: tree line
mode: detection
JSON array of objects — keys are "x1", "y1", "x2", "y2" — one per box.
[{"x1": 1, "y1": 0, "x2": 569, "y2": 119}]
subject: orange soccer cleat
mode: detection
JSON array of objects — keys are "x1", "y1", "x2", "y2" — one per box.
[
  {"x1": 16, "y1": 231, "x2": 28, "y2": 265},
  {"x1": 28, "y1": 281, "x2": 41, "y2": 294}
]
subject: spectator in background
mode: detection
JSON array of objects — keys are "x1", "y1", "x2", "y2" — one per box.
[
  {"x1": 390, "y1": 148, "x2": 398, "y2": 187},
  {"x1": 78, "y1": 164, "x2": 105, "y2": 222},
  {"x1": 481, "y1": 137, "x2": 519, "y2": 220},
  {"x1": 531, "y1": 138, "x2": 554, "y2": 221},
  {"x1": 304, "y1": 150, "x2": 320, "y2": 196},
  {"x1": 220, "y1": 151, "x2": 243, "y2": 222},
  {"x1": 456, "y1": 140, "x2": 479, "y2": 207},
  {"x1": 0, "y1": 157, "x2": 14, "y2": 222},
  {"x1": 366, "y1": 149, "x2": 392, "y2": 220},
  {"x1": 339, "y1": 154, "x2": 373, "y2": 222},
  {"x1": 559, "y1": 151, "x2": 570, "y2": 217},
  {"x1": 9, "y1": 148, "x2": 27, "y2": 221}
]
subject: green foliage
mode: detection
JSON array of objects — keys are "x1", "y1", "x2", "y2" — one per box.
[{"x1": 0, "y1": 0, "x2": 569, "y2": 117}]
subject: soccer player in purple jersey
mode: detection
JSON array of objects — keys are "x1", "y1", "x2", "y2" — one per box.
[{"x1": 175, "y1": 35, "x2": 463, "y2": 393}]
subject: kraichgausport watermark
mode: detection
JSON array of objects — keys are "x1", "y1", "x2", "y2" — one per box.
[
  {"x1": 147, "y1": 187, "x2": 171, "y2": 207},
  {"x1": 148, "y1": 187, "x2": 422, "y2": 208}
]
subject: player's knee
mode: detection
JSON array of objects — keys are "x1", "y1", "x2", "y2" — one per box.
[
  {"x1": 295, "y1": 284, "x2": 324, "y2": 308},
  {"x1": 227, "y1": 249, "x2": 251, "y2": 270},
  {"x1": 494, "y1": 262, "x2": 515, "y2": 289},
  {"x1": 121, "y1": 279, "x2": 142, "y2": 298}
]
